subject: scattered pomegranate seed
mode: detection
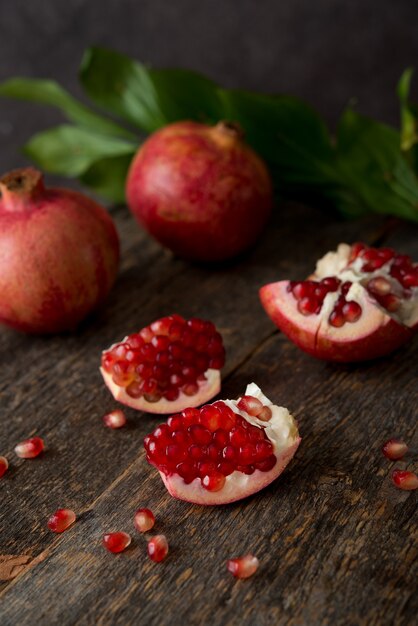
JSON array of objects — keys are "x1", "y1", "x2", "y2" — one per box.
[
  {"x1": 134, "y1": 508, "x2": 155, "y2": 533},
  {"x1": 14, "y1": 437, "x2": 44, "y2": 459},
  {"x1": 382, "y1": 438, "x2": 408, "y2": 461},
  {"x1": 147, "y1": 534, "x2": 169, "y2": 562},
  {"x1": 392, "y1": 470, "x2": 418, "y2": 491},
  {"x1": 47, "y1": 509, "x2": 76, "y2": 533},
  {"x1": 227, "y1": 554, "x2": 259, "y2": 579},
  {"x1": 0, "y1": 456, "x2": 9, "y2": 478},
  {"x1": 103, "y1": 409, "x2": 127, "y2": 429},
  {"x1": 103, "y1": 532, "x2": 132, "y2": 553}
]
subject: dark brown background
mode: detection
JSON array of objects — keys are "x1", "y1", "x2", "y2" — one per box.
[{"x1": 1, "y1": 0, "x2": 418, "y2": 177}]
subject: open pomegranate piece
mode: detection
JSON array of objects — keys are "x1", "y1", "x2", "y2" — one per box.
[
  {"x1": 100, "y1": 315, "x2": 225, "y2": 414},
  {"x1": 144, "y1": 383, "x2": 300, "y2": 505},
  {"x1": 260, "y1": 243, "x2": 418, "y2": 362}
]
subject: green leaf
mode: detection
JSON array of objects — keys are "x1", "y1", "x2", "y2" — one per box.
[
  {"x1": 79, "y1": 47, "x2": 225, "y2": 132},
  {"x1": 148, "y1": 67, "x2": 224, "y2": 123},
  {"x1": 335, "y1": 108, "x2": 418, "y2": 222},
  {"x1": 0, "y1": 78, "x2": 135, "y2": 140},
  {"x1": 219, "y1": 89, "x2": 338, "y2": 189},
  {"x1": 80, "y1": 47, "x2": 167, "y2": 132},
  {"x1": 397, "y1": 67, "x2": 418, "y2": 151},
  {"x1": 24, "y1": 125, "x2": 136, "y2": 177},
  {"x1": 80, "y1": 154, "x2": 133, "y2": 203}
]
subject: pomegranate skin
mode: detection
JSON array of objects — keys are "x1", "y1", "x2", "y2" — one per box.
[
  {"x1": 126, "y1": 121, "x2": 273, "y2": 261},
  {"x1": 0, "y1": 168, "x2": 120, "y2": 334}
]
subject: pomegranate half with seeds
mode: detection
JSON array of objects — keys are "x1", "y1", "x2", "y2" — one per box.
[
  {"x1": 101, "y1": 315, "x2": 225, "y2": 413},
  {"x1": 260, "y1": 243, "x2": 418, "y2": 362},
  {"x1": 144, "y1": 383, "x2": 300, "y2": 505}
]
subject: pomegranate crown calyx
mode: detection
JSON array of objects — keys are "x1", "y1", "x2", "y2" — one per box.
[{"x1": 0, "y1": 167, "x2": 45, "y2": 212}]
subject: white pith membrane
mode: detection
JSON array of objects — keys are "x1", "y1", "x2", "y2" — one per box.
[
  {"x1": 100, "y1": 365, "x2": 221, "y2": 414},
  {"x1": 160, "y1": 383, "x2": 301, "y2": 505},
  {"x1": 314, "y1": 243, "x2": 418, "y2": 329}
]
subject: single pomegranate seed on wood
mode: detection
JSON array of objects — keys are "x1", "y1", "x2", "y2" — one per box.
[
  {"x1": 134, "y1": 508, "x2": 155, "y2": 533},
  {"x1": 0, "y1": 456, "x2": 9, "y2": 478},
  {"x1": 382, "y1": 439, "x2": 408, "y2": 461},
  {"x1": 47, "y1": 509, "x2": 76, "y2": 533},
  {"x1": 103, "y1": 532, "x2": 132, "y2": 553},
  {"x1": 147, "y1": 535, "x2": 169, "y2": 562},
  {"x1": 14, "y1": 437, "x2": 44, "y2": 459},
  {"x1": 103, "y1": 409, "x2": 127, "y2": 429},
  {"x1": 392, "y1": 470, "x2": 418, "y2": 490},
  {"x1": 227, "y1": 554, "x2": 259, "y2": 579},
  {"x1": 237, "y1": 396, "x2": 263, "y2": 417}
]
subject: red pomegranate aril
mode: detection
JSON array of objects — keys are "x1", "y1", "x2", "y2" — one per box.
[
  {"x1": 47, "y1": 509, "x2": 76, "y2": 533},
  {"x1": 392, "y1": 470, "x2": 418, "y2": 491},
  {"x1": 298, "y1": 297, "x2": 319, "y2": 316},
  {"x1": 329, "y1": 310, "x2": 345, "y2": 328},
  {"x1": 167, "y1": 415, "x2": 183, "y2": 431},
  {"x1": 367, "y1": 277, "x2": 391, "y2": 296},
  {"x1": 200, "y1": 405, "x2": 223, "y2": 431},
  {"x1": 207, "y1": 443, "x2": 220, "y2": 461},
  {"x1": 202, "y1": 472, "x2": 226, "y2": 491},
  {"x1": 237, "y1": 395, "x2": 263, "y2": 417},
  {"x1": 255, "y1": 440, "x2": 274, "y2": 459},
  {"x1": 401, "y1": 272, "x2": 418, "y2": 288},
  {"x1": 183, "y1": 383, "x2": 199, "y2": 396},
  {"x1": 103, "y1": 409, "x2": 127, "y2": 429},
  {"x1": 126, "y1": 381, "x2": 143, "y2": 398},
  {"x1": 227, "y1": 554, "x2": 259, "y2": 579},
  {"x1": 213, "y1": 429, "x2": 229, "y2": 448},
  {"x1": 198, "y1": 461, "x2": 217, "y2": 477},
  {"x1": 255, "y1": 455, "x2": 277, "y2": 472},
  {"x1": 239, "y1": 444, "x2": 256, "y2": 464},
  {"x1": 164, "y1": 386, "x2": 180, "y2": 401},
  {"x1": 222, "y1": 445, "x2": 237, "y2": 462},
  {"x1": 171, "y1": 430, "x2": 191, "y2": 446},
  {"x1": 189, "y1": 444, "x2": 206, "y2": 461},
  {"x1": 321, "y1": 277, "x2": 340, "y2": 290},
  {"x1": 343, "y1": 301, "x2": 362, "y2": 323},
  {"x1": 217, "y1": 461, "x2": 235, "y2": 476},
  {"x1": 103, "y1": 532, "x2": 131, "y2": 553},
  {"x1": 382, "y1": 438, "x2": 408, "y2": 461},
  {"x1": 166, "y1": 444, "x2": 187, "y2": 464},
  {"x1": 176, "y1": 461, "x2": 198, "y2": 483},
  {"x1": 230, "y1": 427, "x2": 249, "y2": 447},
  {"x1": 134, "y1": 508, "x2": 155, "y2": 533},
  {"x1": 0, "y1": 456, "x2": 9, "y2": 478},
  {"x1": 189, "y1": 424, "x2": 212, "y2": 445},
  {"x1": 237, "y1": 464, "x2": 255, "y2": 474},
  {"x1": 380, "y1": 294, "x2": 401, "y2": 312},
  {"x1": 258, "y1": 406, "x2": 273, "y2": 422},
  {"x1": 14, "y1": 437, "x2": 44, "y2": 459},
  {"x1": 147, "y1": 535, "x2": 169, "y2": 562}
]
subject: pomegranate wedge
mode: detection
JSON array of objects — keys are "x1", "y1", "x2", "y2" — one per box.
[
  {"x1": 144, "y1": 383, "x2": 301, "y2": 505},
  {"x1": 260, "y1": 243, "x2": 418, "y2": 362},
  {"x1": 101, "y1": 315, "x2": 225, "y2": 413}
]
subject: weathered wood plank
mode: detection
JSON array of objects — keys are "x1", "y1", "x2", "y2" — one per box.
[
  {"x1": 1, "y1": 204, "x2": 416, "y2": 625},
  {"x1": 1, "y1": 327, "x2": 416, "y2": 625}
]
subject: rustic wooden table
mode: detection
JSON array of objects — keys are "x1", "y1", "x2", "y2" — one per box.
[{"x1": 0, "y1": 202, "x2": 417, "y2": 626}]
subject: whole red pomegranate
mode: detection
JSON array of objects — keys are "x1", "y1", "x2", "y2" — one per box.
[
  {"x1": 0, "y1": 168, "x2": 120, "y2": 333},
  {"x1": 126, "y1": 121, "x2": 273, "y2": 261},
  {"x1": 260, "y1": 242, "x2": 418, "y2": 362}
]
